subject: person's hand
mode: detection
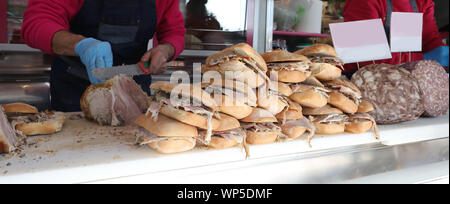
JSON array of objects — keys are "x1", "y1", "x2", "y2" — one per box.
[
  {"x1": 424, "y1": 46, "x2": 449, "y2": 67},
  {"x1": 141, "y1": 43, "x2": 175, "y2": 75},
  {"x1": 75, "y1": 38, "x2": 113, "y2": 84}
]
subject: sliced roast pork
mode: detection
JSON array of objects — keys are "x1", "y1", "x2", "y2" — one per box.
[
  {"x1": 81, "y1": 75, "x2": 149, "y2": 126},
  {"x1": 1, "y1": 106, "x2": 19, "y2": 154}
]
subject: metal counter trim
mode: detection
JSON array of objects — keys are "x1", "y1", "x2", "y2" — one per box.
[{"x1": 88, "y1": 138, "x2": 449, "y2": 184}]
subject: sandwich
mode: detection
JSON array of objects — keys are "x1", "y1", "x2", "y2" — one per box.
[
  {"x1": 295, "y1": 44, "x2": 343, "y2": 81},
  {"x1": 1, "y1": 103, "x2": 38, "y2": 117},
  {"x1": 257, "y1": 82, "x2": 289, "y2": 115},
  {"x1": 135, "y1": 114, "x2": 198, "y2": 154},
  {"x1": 203, "y1": 43, "x2": 270, "y2": 88},
  {"x1": 200, "y1": 79, "x2": 257, "y2": 119},
  {"x1": 357, "y1": 100, "x2": 375, "y2": 113},
  {"x1": 346, "y1": 113, "x2": 380, "y2": 139},
  {"x1": 279, "y1": 117, "x2": 315, "y2": 146},
  {"x1": 240, "y1": 108, "x2": 284, "y2": 145},
  {"x1": 276, "y1": 82, "x2": 294, "y2": 97},
  {"x1": 276, "y1": 100, "x2": 303, "y2": 125},
  {"x1": 303, "y1": 105, "x2": 348, "y2": 135},
  {"x1": 325, "y1": 79, "x2": 362, "y2": 114},
  {"x1": 289, "y1": 84, "x2": 330, "y2": 109},
  {"x1": 81, "y1": 75, "x2": 149, "y2": 126},
  {"x1": 10, "y1": 111, "x2": 66, "y2": 136},
  {"x1": 146, "y1": 82, "x2": 221, "y2": 144},
  {"x1": 261, "y1": 50, "x2": 311, "y2": 83},
  {"x1": 303, "y1": 75, "x2": 325, "y2": 88},
  {"x1": 1, "y1": 106, "x2": 20, "y2": 154},
  {"x1": 199, "y1": 113, "x2": 247, "y2": 152}
]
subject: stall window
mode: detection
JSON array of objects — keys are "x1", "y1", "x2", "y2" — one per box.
[
  {"x1": 180, "y1": 0, "x2": 248, "y2": 51},
  {"x1": 1, "y1": 0, "x2": 27, "y2": 43}
]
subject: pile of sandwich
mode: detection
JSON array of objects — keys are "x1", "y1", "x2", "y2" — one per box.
[
  {"x1": 0, "y1": 103, "x2": 66, "y2": 154},
  {"x1": 131, "y1": 43, "x2": 380, "y2": 155},
  {"x1": 292, "y1": 44, "x2": 379, "y2": 138}
]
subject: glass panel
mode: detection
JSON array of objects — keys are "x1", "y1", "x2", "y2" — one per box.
[
  {"x1": 7, "y1": 0, "x2": 27, "y2": 43},
  {"x1": 180, "y1": 0, "x2": 248, "y2": 51}
]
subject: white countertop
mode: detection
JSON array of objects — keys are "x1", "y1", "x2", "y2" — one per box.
[{"x1": 0, "y1": 113, "x2": 448, "y2": 184}]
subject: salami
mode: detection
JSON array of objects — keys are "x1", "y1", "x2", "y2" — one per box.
[
  {"x1": 398, "y1": 60, "x2": 449, "y2": 117},
  {"x1": 351, "y1": 64, "x2": 424, "y2": 124}
]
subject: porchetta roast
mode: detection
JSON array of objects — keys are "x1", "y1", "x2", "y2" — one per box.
[{"x1": 81, "y1": 75, "x2": 149, "y2": 126}]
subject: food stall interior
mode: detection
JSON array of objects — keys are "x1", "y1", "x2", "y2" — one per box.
[{"x1": 0, "y1": 0, "x2": 448, "y2": 184}]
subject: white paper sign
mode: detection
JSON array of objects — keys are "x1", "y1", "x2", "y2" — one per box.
[
  {"x1": 390, "y1": 12, "x2": 423, "y2": 52},
  {"x1": 330, "y1": 19, "x2": 392, "y2": 64}
]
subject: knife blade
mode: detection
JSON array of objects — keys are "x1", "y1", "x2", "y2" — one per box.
[{"x1": 92, "y1": 61, "x2": 151, "y2": 80}]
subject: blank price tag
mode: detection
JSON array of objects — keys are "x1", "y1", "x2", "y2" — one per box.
[
  {"x1": 390, "y1": 12, "x2": 423, "y2": 52},
  {"x1": 330, "y1": 19, "x2": 392, "y2": 64}
]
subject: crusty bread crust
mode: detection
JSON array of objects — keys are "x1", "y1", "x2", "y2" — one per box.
[
  {"x1": 150, "y1": 82, "x2": 218, "y2": 110},
  {"x1": 15, "y1": 112, "x2": 66, "y2": 136},
  {"x1": 1, "y1": 103, "x2": 38, "y2": 114},
  {"x1": 269, "y1": 69, "x2": 308, "y2": 83},
  {"x1": 160, "y1": 105, "x2": 221, "y2": 130},
  {"x1": 217, "y1": 103, "x2": 253, "y2": 120},
  {"x1": 303, "y1": 105, "x2": 343, "y2": 116},
  {"x1": 326, "y1": 79, "x2": 362, "y2": 95},
  {"x1": 202, "y1": 61, "x2": 266, "y2": 88},
  {"x1": 281, "y1": 125, "x2": 307, "y2": 139},
  {"x1": 240, "y1": 108, "x2": 278, "y2": 123},
  {"x1": 246, "y1": 131, "x2": 278, "y2": 145},
  {"x1": 289, "y1": 89, "x2": 328, "y2": 109},
  {"x1": 328, "y1": 91, "x2": 358, "y2": 114},
  {"x1": 295, "y1": 44, "x2": 338, "y2": 57},
  {"x1": 204, "y1": 82, "x2": 255, "y2": 119},
  {"x1": 257, "y1": 93, "x2": 288, "y2": 115},
  {"x1": 276, "y1": 82, "x2": 294, "y2": 97},
  {"x1": 135, "y1": 114, "x2": 198, "y2": 138},
  {"x1": 276, "y1": 102, "x2": 303, "y2": 121},
  {"x1": 303, "y1": 76, "x2": 325, "y2": 88},
  {"x1": 208, "y1": 136, "x2": 240, "y2": 149},
  {"x1": 345, "y1": 120, "x2": 373, "y2": 134},
  {"x1": 262, "y1": 50, "x2": 311, "y2": 63},
  {"x1": 357, "y1": 100, "x2": 375, "y2": 113},
  {"x1": 206, "y1": 43, "x2": 268, "y2": 72},
  {"x1": 314, "y1": 122, "x2": 345, "y2": 135},
  {"x1": 148, "y1": 138, "x2": 196, "y2": 154},
  {"x1": 203, "y1": 79, "x2": 257, "y2": 104},
  {"x1": 215, "y1": 113, "x2": 241, "y2": 132},
  {"x1": 310, "y1": 63, "x2": 342, "y2": 81}
]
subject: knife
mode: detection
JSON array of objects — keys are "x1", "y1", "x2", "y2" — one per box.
[
  {"x1": 92, "y1": 61, "x2": 151, "y2": 80},
  {"x1": 61, "y1": 55, "x2": 151, "y2": 81}
]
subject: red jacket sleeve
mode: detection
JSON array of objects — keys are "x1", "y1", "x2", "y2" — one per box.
[
  {"x1": 421, "y1": 0, "x2": 445, "y2": 52},
  {"x1": 156, "y1": 0, "x2": 186, "y2": 60},
  {"x1": 21, "y1": 0, "x2": 83, "y2": 54}
]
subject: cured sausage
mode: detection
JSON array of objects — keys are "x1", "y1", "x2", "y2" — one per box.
[
  {"x1": 351, "y1": 64, "x2": 424, "y2": 124},
  {"x1": 398, "y1": 60, "x2": 449, "y2": 117}
]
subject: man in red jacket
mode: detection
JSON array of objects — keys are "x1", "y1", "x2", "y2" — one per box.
[
  {"x1": 21, "y1": 0, "x2": 186, "y2": 112},
  {"x1": 343, "y1": 0, "x2": 448, "y2": 74}
]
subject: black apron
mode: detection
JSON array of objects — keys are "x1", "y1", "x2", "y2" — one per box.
[
  {"x1": 51, "y1": 0, "x2": 157, "y2": 112},
  {"x1": 385, "y1": 0, "x2": 419, "y2": 42}
]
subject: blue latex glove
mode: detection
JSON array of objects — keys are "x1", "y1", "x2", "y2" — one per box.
[
  {"x1": 424, "y1": 46, "x2": 449, "y2": 67},
  {"x1": 75, "y1": 38, "x2": 113, "y2": 84}
]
